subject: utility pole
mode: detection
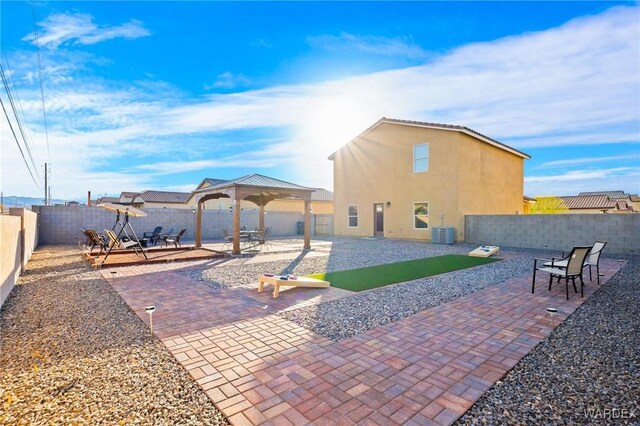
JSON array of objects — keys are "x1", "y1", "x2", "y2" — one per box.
[
  {"x1": 44, "y1": 162, "x2": 48, "y2": 205},
  {"x1": 43, "y1": 163, "x2": 51, "y2": 205}
]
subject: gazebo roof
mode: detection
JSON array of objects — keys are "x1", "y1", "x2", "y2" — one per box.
[
  {"x1": 193, "y1": 173, "x2": 314, "y2": 205},
  {"x1": 194, "y1": 173, "x2": 311, "y2": 193}
]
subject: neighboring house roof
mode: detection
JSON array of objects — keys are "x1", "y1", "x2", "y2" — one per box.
[
  {"x1": 578, "y1": 190, "x2": 627, "y2": 199},
  {"x1": 121, "y1": 191, "x2": 138, "y2": 198},
  {"x1": 523, "y1": 195, "x2": 536, "y2": 202},
  {"x1": 558, "y1": 195, "x2": 616, "y2": 210},
  {"x1": 615, "y1": 200, "x2": 631, "y2": 211},
  {"x1": 280, "y1": 188, "x2": 334, "y2": 202},
  {"x1": 195, "y1": 173, "x2": 312, "y2": 193},
  {"x1": 203, "y1": 178, "x2": 228, "y2": 187},
  {"x1": 630, "y1": 194, "x2": 640, "y2": 202},
  {"x1": 97, "y1": 196, "x2": 120, "y2": 203},
  {"x1": 311, "y1": 188, "x2": 334, "y2": 202},
  {"x1": 137, "y1": 190, "x2": 191, "y2": 204},
  {"x1": 328, "y1": 117, "x2": 531, "y2": 160}
]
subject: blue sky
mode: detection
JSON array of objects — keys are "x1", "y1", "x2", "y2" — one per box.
[{"x1": 1, "y1": 1, "x2": 639, "y2": 200}]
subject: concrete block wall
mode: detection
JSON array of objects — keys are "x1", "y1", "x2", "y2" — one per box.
[
  {"x1": 35, "y1": 206, "x2": 309, "y2": 245},
  {"x1": 465, "y1": 214, "x2": 640, "y2": 255}
]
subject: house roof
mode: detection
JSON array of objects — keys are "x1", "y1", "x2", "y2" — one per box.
[
  {"x1": 121, "y1": 191, "x2": 138, "y2": 198},
  {"x1": 558, "y1": 195, "x2": 616, "y2": 210},
  {"x1": 523, "y1": 195, "x2": 536, "y2": 202},
  {"x1": 328, "y1": 117, "x2": 531, "y2": 160},
  {"x1": 578, "y1": 190, "x2": 628, "y2": 199},
  {"x1": 630, "y1": 194, "x2": 640, "y2": 202},
  {"x1": 311, "y1": 188, "x2": 334, "y2": 202},
  {"x1": 280, "y1": 188, "x2": 334, "y2": 202},
  {"x1": 97, "y1": 196, "x2": 120, "y2": 203},
  {"x1": 203, "y1": 178, "x2": 228, "y2": 187},
  {"x1": 138, "y1": 190, "x2": 191, "y2": 204}
]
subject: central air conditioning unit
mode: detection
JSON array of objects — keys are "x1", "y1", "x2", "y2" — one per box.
[{"x1": 432, "y1": 227, "x2": 455, "y2": 244}]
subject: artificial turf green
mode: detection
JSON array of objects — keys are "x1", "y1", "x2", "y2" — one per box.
[{"x1": 308, "y1": 254, "x2": 500, "y2": 292}]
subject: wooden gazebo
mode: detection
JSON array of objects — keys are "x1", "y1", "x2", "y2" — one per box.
[{"x1": 192, "y1": 174, "x2": 314, "y2": 254}]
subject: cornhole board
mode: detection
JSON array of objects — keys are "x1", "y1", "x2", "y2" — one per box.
[
  {"x1": 258, "y1": 274, "x2": 330, "y2": 298},
  {"x1": 469, "y1": 245, "x2": 500, "y2": 257}
]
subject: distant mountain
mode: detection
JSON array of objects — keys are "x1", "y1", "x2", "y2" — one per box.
[{"x1": 1, "y1": 195, "x2": 74, "y2": 209}]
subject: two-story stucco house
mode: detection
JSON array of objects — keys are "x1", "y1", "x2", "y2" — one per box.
[{"x1": 329, "y1": 118, "x2": 530, "y2": 241}]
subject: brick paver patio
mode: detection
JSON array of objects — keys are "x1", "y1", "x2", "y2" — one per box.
[{"x1": 103, "y1": 256, "x2": 623, "y2": 425}]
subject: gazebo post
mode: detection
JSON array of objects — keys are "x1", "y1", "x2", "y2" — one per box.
[
  {"x1": 233, "y1": 198, "x2": 241, "y2": 255},
  {"x1": 304, "y1": 199, "x2": 311, "y2": 250},
  {"x1": 259, "y1": 195, "x2": 265, "y2": 233},
  {"x1": 195, "y1": 200, "x2": 203, "y2": 248}
]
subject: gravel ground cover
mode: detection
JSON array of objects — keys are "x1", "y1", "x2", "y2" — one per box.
[
  {"x1": 457, "y1": 257, "x2": 640, "y2": 425},
  {"x1": 279, "y1": 256, "x2": 534, "y2": 341},
  {"x1": 0, "y1": 246, "x2": 228, "y2": 425},
  {"x1": 178, "y1": 237, "x2": 473, "y2": 289},
  {"x1": 181, "y1": 238, "x2": 537, "y2": 341}
]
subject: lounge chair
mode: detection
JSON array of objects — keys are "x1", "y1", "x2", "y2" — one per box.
[
  {"x1": 532, "y1": 246, "x2": 592, "y2": 300},
  {"x1": 164, "y1": 228, "x2": 186, "y2": 248},
  {"x1": 83, "y1": 228, "x2": 107, "y2": 255},
  {"x1": 543, "y1": 241, "x2": 607, "y2": 285},
  {"x1": 143, "y1": 226, "x2": 163, "y2": 246}
]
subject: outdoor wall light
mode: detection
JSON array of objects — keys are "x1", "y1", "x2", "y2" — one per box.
[
  {"x1": 145, "y1": 305, "x2": 156, "y2": 334},
  {"x1": 385, "y1": 201, "x2": 391, "y2": 207},
  {"x1": 229, "y1": 206, "x2": 233, "y2": 212}
]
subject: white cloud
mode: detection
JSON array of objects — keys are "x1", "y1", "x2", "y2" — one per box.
[
  {"x1": 204, "y1": 72, "x2": 251, "y2": 90},
  {"x1": 524, "y1": 168, "x2": 640, "y2": 196},
  {"x1": 3, "y1": 5, "x2": 639, "y2": 198},
  {"x1": 539, "y1": 153, "x2": 640, "y2": 168},
  {"x1": 22, "y1": 12, "x2": 150, "y2": 49},
  {"x1": 308, "y1": 32, "x2": 430, "y2": 59}
]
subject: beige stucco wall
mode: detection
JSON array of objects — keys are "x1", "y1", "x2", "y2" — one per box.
[
  {"x1": 142, "y1": 202, "x2": 194, "y2": 209},
  {"x1": 193, "y1": 196, "x2": 333, "y2": 214},
  {"x1": 265, "y1": 200, "x2": 334, "y2": 214},
  {"x1": 1, "y1": 209, "x2": 38, "y2": 307},
  {"x1": 1, "y1": 215, "x2": 21, "y2": 307},
  {"x1": 332, "y1": 122, "x2": 525, "y2": 241}
]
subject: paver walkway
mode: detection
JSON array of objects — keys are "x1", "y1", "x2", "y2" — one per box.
[{"x1": 104, "y1": 257, "x2": 623, "y2": 425}]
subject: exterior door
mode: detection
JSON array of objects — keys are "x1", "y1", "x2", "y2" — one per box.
[{"x1": 374, "y1": 204, "x2": 384, "y2": 236}]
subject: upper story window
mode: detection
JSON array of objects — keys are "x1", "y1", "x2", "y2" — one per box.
[
  {"x1": 413, "y1": 144, "x2": 429, "y2": 173},
  {"x1": 348, "y1": 205, "x2": 358, "y2": 227}
]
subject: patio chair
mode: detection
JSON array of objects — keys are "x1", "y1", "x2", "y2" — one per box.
[
  {"x1": 83, "y1": 228, "x2": 107, "y2": 255},
  {"x1": 143, "y1": 226, "x2": 163, "y2": 246},
  {"x1": 164, "y1": 228, "x2": 186, "y2": 248},
  {"x1": 222, "y1": 228, "x2": 233, "y2": 250},
  {"x1": 532, "y1": 246, "x2": 592, "y2": 300},
  {"x1": 258, "y1": 226, "x2": 272, "y2": 250},
  {"x1": 543, "y1": 241, "x2": 607, "y2": 285}
]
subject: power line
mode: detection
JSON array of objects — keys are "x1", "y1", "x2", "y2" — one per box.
[
  {"x1": 2, "y1": 52, "x2": 39, "y2": 175},
  {"x1": 0, "y1": 95, "x2": 40, "y2": 186},
  {"x1": 30, "y1": 1, "x2": 51, "y2": 161},
  {"x1": 0, "y1": 63, "x2": 41, "y2": 180}
]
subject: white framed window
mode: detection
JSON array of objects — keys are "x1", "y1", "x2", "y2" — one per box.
[
  {"x1": 348, "y1": 205, "x2": 358, "y2": 227},
  {"x1": 413, "y1": 202, "x2": 429, "y2": 229},
  {"x1": 413, "y1": 143, "x2": 429, "y2": 173}
]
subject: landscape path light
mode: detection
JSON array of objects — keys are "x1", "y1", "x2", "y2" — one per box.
[
  {"x1": 145, "y1": 305, "x2": 156, "y2": 334},
  {"x1": 547, "y1": 307, "x2": 557, "y2": 328}
]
